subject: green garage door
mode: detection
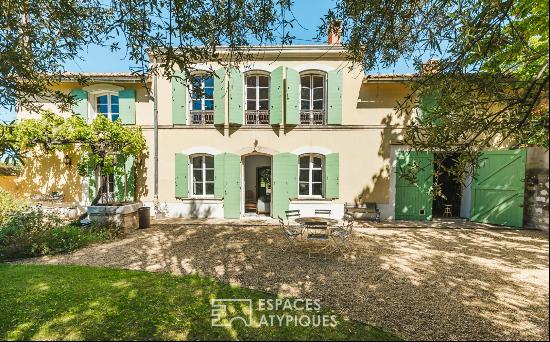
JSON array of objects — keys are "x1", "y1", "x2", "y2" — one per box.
[
  {"x1": 395, "y1": 151, "x2": 434, "y2": 221},
  {"x1": 471, "y1": 149, "x2": 526, "y2": 228}
]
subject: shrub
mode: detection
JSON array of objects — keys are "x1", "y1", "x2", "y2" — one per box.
[
  {"x1": 0, "y1": 207, "x2": 124, "y2": 261},
  {"x1": 0, "y1": 188, "x2": 29, "y2": 227}
]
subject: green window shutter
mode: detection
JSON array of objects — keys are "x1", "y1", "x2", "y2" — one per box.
[
  {"x1": 70, "y1": 88, "x2": 88, "y2": 121},
  {"x1": 214, "y1": 67, "x2": 226, "y2": 125},
  {"x1": 175, "y1": 153, "x2": 189, "y2": 198},
  {"x1": 272, "y1": 152, "x2": 298, "y2": 219},
  {"x1": 327, "y1": 69, "x2": 343, "y2": 125},
  {"x1": 269, "y1": 66, "x2": 284, "y2": 125},
  {"x1": 124, "y1": 155, "x2": 136, "y2": 202},
  {"x1": 118, "y1": 89, "x2": 136, "y2": 125},
  {"x1": 285, "y1": 67, "x2": 300, "y2": 125},
  {"x1": 228, "y1": 68, "x2": 243, "y2": 126},
  {"x1": 172, "y1": 71, "x2": 187, "y2": 125},
  {"x1": 214, "y1": 153, "x2": 225, "y2": 198},
  {"x1": 87, "y1": 158, "x2": 97, "y2": 203},
  {"x1": 325, "y1": 153, "x2": 340, "y2": 199},
  {"x1": 223, "y1": 153, "x2": 241, "y2": 218}
]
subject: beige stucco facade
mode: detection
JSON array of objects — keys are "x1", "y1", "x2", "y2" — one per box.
[{"x1": 16, "y1": 45, "x2": 414, "y2": 219}]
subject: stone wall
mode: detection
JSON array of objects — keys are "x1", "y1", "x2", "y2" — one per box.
[{"x1": 524, "y1": 147, "x2": 549, "y2": 231}]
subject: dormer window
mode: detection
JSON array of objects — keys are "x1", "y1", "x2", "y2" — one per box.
[
  {"x1": 300, "y1": 72, "x2": 326, "y2": 125},
  {"x1": 245, "y1": 73, "x2": 270, "y2": 125},
  {"x1": 190, "y1": 74, "x2": 214, "y2": 125},
  {"x1": 95, "y1": 93, "x2": 119, "y2": 122}
]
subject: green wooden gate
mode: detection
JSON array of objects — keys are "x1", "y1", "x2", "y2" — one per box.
[
  {"x1": 470, "y1": 149, "x2": 526, "y2": 228},
  {"x1": 395, "y1": 151, "x2": 434, "y2": 221}
]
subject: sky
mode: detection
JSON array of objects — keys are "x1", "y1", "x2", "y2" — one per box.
[{"x1": 1, "y1": 0, "x2": 415, "y2": 121}]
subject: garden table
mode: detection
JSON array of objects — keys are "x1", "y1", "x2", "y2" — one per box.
[{"x1": 295, "y1": 217, "x2": 339, "y2": 258}]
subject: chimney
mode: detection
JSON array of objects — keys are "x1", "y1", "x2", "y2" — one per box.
[
  {"x1": 328, "y1": 20, "x2": 342, "y2": 45},
  {"x1": 421, "y1": 59, "x2": 441, "y2": 74}
]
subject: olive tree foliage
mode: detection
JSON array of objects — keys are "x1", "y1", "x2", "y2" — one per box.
[
  {"x1": 0, "y1": 0, "x2": 293, "y2": 113},
  {"x1": 321, "y1": 0, "x2": 549, "y2": 195}
]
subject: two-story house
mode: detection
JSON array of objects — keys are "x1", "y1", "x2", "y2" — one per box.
[{"x1": 16, "y1": 36, "x2": 535, "y2": 228}]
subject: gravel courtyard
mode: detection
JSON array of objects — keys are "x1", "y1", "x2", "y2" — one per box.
[{"x1": 20, "y1": 224, "x2": 549, "y2": 341}]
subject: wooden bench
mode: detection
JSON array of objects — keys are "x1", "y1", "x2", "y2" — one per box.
[{"x1": 344, "y1": 202, "x2": 381, "y2": 222}]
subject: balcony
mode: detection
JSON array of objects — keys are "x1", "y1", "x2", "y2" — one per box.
[
  {"x1": 189, "y1": 110, "x2": 214, "y2": 125},
  {"x1": 245, "y1": 110, "x2": 270, "y2": 125},
  {"x1": 300, "y1": 110, "x2": 326, "y2": 125}
]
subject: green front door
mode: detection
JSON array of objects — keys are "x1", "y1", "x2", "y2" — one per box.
[
  {"x1": 395, "y1": 151, "x2": 434, "y2": 221},
  {"x1": 470, "y1": 149, "x2": 526, "y2": 228}
]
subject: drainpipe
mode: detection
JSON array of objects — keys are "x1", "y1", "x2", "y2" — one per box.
[{"x1": 153, "y1": 58, "x2": 159, "y2": 201}]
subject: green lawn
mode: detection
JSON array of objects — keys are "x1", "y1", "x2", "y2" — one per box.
[{"x1": 0, "y1": 265, "x2": 399, "y2": 341}]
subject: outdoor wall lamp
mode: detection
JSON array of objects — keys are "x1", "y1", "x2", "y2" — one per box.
[{"x1": 64, "y1": 155, "x2": 72, "y2": 167}]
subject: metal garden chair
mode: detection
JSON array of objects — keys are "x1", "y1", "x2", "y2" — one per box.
[
  {"x1": 314, "y1": 209, "x2": 331, "y2": 216},
  {"x1": 330, "y1": 214, "x2": 355, "y2": 254},
  {"x1": 278, "y1": 216, "x2": 303, "y2": 252}
]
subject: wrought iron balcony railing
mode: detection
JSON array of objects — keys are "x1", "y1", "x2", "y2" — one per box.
[
  {"x1": 189, "y1": 110, "x2": 214, "y2": 125},
  {"x1": 245, "y1": 110, "x2": 270, "y2": 125},
  {"x1": 300, "y1": 110, "x2": 326, "y2": 125}
]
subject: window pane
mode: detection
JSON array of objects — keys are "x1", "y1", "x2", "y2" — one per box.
[
  {"x1": 313, "y1": 76, "x2": 324, "y2": 88},
  {"x1": 312, "y1": 170, "x2": 322, "y2": 182},
  {"x1": 205, "y1": 170, "x2": 214, "y2": 182},
  {"x1": 192, "y1": 76, "x2": 202, "y2": 89},
  {"x1": 312, "y1": 183, "x2": 323, "y2": 196},
  {"x1": 300, "y1": 76, "x2": 310, "y2": 87},
  {"x1": 192, "y1": 100, "x2": 202, "y2": 110},
  {"x1": 301, "y1": 88, "x2": 310, "y2": 100},
  {"x1": 111, "y1": 114, "x2": 119, "y2": 122},
  {"x1": 247, "y1": 101, "x2": 256, "y2": 110},
  {"x1": 97, "y1": 95, "x2": 108, "y2": 105},
  {"x1": 258, "y1": 76, "x2": 268, "y2": 87},
  {"x1": 313, "y1": 88, "x2": 323, "y2": 100},
  {"x1": 259, "y1": 88, "x2": 268, "y2": 100},
  {"x1": 246, "y1": 76, "x2": 256, "y2": 87},
  {"x1": 111, "y1": 95, "x2": 119, "y2": 105},
  {"x1": 204, "y1": 156, "x2": 214, "y2": 168},
  {"x1": 194, "y1": 182, "x2": 203, "y2": 195},
  {"x1": 98, "y1": 104, "x2": 109, "y2": 114},
  {"x1": 299, "y1": 156, "x2": 309, "y2": 168},
  {"x1": 111, "y1": 104, "x2": 119, "y2": 114},
  {"x1": 247, "y1": 88, "x2": 256, "y2": 100},
  {"x1": 204, "y1": 87, "x2": 214, "y2": 99},
  {"x1": 259, "y1": 100, "x2": 269, "y2": 110},
  {"x1": 301, "y1": 100, "x2": 310, "y2": 110},
  {"x1": 204, "y1": 100, "x2": 214, "y2": 110},
  {"x1": 203, "y1": 76, "x2": 214, "y2": 87},
  {"x1": 193, "y1": 170, "x2": 203, "y2": 182},
  {"x1": 205, "y1": 182, "x2": 214, "y2": 195},
  {"x1": 192, "y1": 157, "x2": 202, "y2": 168},
  {"x1": 313, "y1": 100, "x2": 324, "y2": 110},
  {"x1": 313, "y1": 157, "x2": 322, "y2": 168},
  {"x1": 299, "y1": 170, "x2": 309, "y2": 182},
  {"x1": 299, "y1": 182, "x2": 309, "y2": 195}
]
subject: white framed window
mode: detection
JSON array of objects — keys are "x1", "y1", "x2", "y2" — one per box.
[
  {"x1": 191, "y1": 75, "x2": 214, "y2": 111},
  {"x1": 94, "y1": 93, "x2": 119, "y2": 122},
  {"x1": 245, "y1": 74, "x2": 270, "y2": 111},
  {"x1": 299, "y1": 154, "x2": 324, "y2": 197},
  {"x1": 300, "y1": 73, "x2": 325, "y2": 111},
  {"x1": 190, "y1": 154, "x2": 214, "y2": 196}
]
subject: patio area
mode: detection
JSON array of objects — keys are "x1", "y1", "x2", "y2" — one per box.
[{"x1": 17, "y1": 222, "x2": 549, "y2": 340}]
